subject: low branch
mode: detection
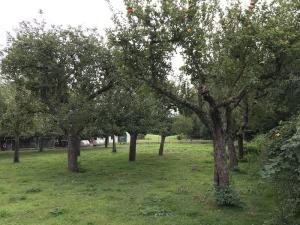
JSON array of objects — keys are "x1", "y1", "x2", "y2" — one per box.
[
  {"x1": 145, "y1": 80, "x2": 210, "y2": 127},
  {"x1": 217, "y1": 86, "x2": 248, "y2": 109}
]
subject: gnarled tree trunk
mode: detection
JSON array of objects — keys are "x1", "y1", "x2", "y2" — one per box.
[
  {"x1": 14, "y1": 135, "x2": 20, "y2": 163},
  {"x1": 212, "y1": 127, "x2": 230, "y2": 187},
  {"x1": 129, "y1": 133, "x2": 137, "y2": 161},
  {"x1": 112, "y1": 135, "x2": 117, "y2": 153},
  {"x1": 159, "y1": 134, "x2": 166, "y2": 156},
  {"x1": 68, "y1": 132, "x2": 80, "y2": 172},
  {"x1": 210, "y1": 107, "x2": 230, "y2": 187}
]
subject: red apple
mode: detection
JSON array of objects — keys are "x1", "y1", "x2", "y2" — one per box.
[{"x1": 127, "y1": 7, "x2": 134, "y2": 14}]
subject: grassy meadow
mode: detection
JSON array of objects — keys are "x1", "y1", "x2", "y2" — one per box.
[{"x1": 0, "y1": 137, "x2": 276, "y2": 225}]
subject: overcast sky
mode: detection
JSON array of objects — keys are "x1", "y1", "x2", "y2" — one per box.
[
  {"x1": 0, "y1": 0, "x2": 125, "y2": 48},
  {"x1": 0, "y1": 0, "x2": 256, "y2": 49}
]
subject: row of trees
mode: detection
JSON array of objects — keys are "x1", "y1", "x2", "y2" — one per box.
[
  {"x1": 107, "y1": 0, "x2": 299, "y2": 188},
  {"x1": 0, "y1": 77, "x2": 190, "y2": 164},
  {"x1": 0, "y1": 0, "x2": 299, "y2": 194}
]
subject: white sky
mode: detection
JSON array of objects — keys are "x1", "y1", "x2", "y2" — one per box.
[
  {"x1": 0, "y1": 0, "x2": 124, "y2": 48},
  {"x1": 0, "y1": 0, "x2": 255, "y2": 48}
]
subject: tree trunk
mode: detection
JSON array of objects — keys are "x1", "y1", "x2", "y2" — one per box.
[
  {"x1": 112, "y1": 135, "x2": 117, "y2": 153},
  {"x1": 129, "y1": 133, "x2": 137, "y2": 161},
  {"x1": 227, "y1": 135, "x2": 238, "y2": 169},
  {"x1": 225, "y1": 107, "x2": 238, "y2": 169},
  {"x1": 77, "y1": 137, "x2": 81, "y2": 157},
  {"x1": 237, "y1": 134, "x2": 244, "y2": 160},
  {"x1": 14, "y1": 135, "x2": 20, "y2": 163},
  {"x1": 238, "y1": 99, "x2": 249, "y2": 160},
  {"x1": 159, "y1": 134, "x2": 166, "y2": 156},
  {"x1": 38, "y1": 137, "x2": 44, "y2": 152},
  {"x1": 68, "y1": 132, "x2": 80, "y2": 172},
  {"x1": 212, "y1": 127, "x2": 230, "y2": 187},
  {"x1": 58, "y1": 136, "x2": 62, "y2": 147},
  {"x1": 210, "y1": 106, "x2": 230, "y2": 187},
  {"x1": 104, "y1": 135, "x2": 109, "y2": 148}
]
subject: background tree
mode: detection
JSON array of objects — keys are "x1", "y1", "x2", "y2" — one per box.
[
  {"x1": 120, "y1": 85, "x2": 157, "y2": 161},
  {"x1": 0, "y1": 85, "x2": 35, "y2": 162},
  {"x1": 235, "y1": 0, "x2": 300, "y2": 160},
  {"x1": 172, "y1": 115, "x2": 193, "y2": 140},
  {"x1": 33, "y1": 113, "x2": 62, "y2": 152},
  {"x1": 92, "y1": 88, "x2": 128, "y2": 153},
  {"x1": 150, "y1": 98, "x2": 175, "y2": 156},
  {"x1": 1, "y1": 21, "x2": 116, "y2": 171}
]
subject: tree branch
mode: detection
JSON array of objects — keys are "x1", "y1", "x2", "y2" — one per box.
[
  {"x1": 88, "y1": 80, "x2": 114, "y2": 100},
  {"x1": 217, "y1": 86, "x2": 249, "y2": 109}
]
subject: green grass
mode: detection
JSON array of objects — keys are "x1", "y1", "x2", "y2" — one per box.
[
  {"x1": 0, "y1": 142, "x2": 275, "y2": 225},
  {"x1": 138, "y1": 134, "x2": 212, "y2": 143}
]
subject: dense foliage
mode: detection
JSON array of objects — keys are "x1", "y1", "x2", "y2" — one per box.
[{"x1": 254, "y1": 116, "x2": 300, "y2": 225}]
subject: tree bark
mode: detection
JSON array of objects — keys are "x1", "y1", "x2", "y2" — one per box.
[
  {"x1": 225, "y1": 107, "x2": 238, "y2": 169},
  {"x1": 159, "y1": 134, "x2": 166, "y2": 156},
  {"x1": 14, "y1": 135, "x2": 20, "y2": 163},
  {"x1": 112, "y1": 135, "x2": 117, "y2": 153},
  {"x1": 77, "y1": 137, "x2": 81, "y2": 157},
  {"x1": 210, "y1": 107, "x2": 230, "y2": 187},
  {"x1": 227, "y1": 135, "x2": 238, "y2": 169},
  {"x1": 67, "y1": 132, "x2": 80, "y2": 172},
  {"x1": 238, "y1": 99, "x2": 249, "y2": 160},
  {"x1": 129, "y1": 133, "x2": 137, "y2": 161},
  {"x1": 104, "y1": 135, "x2": 109, "y2": 148},
  {"x1": 237, "y1": 134, "x2": 244, "y2": 160},
  {"x1": 38, "y1": 137, "x2": 44, "y2": 152},
  {"x1": 212, "y1": 128, "x2": 230, "y2": 187}
]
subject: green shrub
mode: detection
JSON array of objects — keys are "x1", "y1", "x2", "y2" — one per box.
[
  {"x1": 214, "y1": 185, "x2": 241, "y2": 207},
  {"x1": 250, "y1": 134, "x2": 267, "y2": 151},
  {"x1": 244, "y1": 146, "x2": 259, "y2": 155},
  {"x1": 176, "y1": 134, "x2": 187, "y2": 140},
  {"x1": 260, "y1": 115, "x2": 300, "y2": 225}
]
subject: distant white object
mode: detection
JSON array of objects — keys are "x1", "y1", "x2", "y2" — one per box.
[
  {"x1": 80, "y1": 133, "x2": 130, "y2": 147},
  {"x1": 93, "y1": 138, "x2": 105, "y2": 146},
  {"x1": 80, "y1": 140, "x2": 90, "y2": 147}
]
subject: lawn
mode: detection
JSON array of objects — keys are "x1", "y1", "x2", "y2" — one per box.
[
  {"x1": 138, "y1": 134, "x2": 211, "y2": 144},
  {"x1": 0, "y1": 142, "x2": 276, "y2": 225}
]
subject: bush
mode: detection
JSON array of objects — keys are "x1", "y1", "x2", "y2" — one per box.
[
  {"x1": 260, "y1": 115, "x2": 300, "y2": 225},
  {"x1": 244, "y1": 146, "x2": 260, "y2": 155},
  {"x1": 214, "y1": 185, "x2": 241, "y2": 207},
  {"x1": 176, "y1": 134, "x2": 185, "y2": 140},
  {"x1": 249, "y1": 134, "x2": 266, "y2": 151}
]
